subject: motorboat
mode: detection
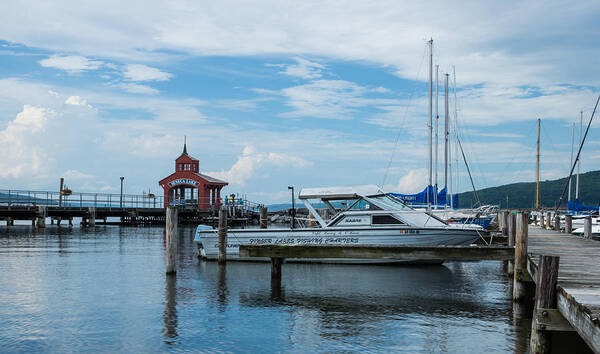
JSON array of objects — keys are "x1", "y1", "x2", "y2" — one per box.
[{"x1": 194, "y1": 185, "x2": 484, "y2": 264}]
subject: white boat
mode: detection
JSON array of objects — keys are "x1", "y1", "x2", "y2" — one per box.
[{"x1": 194, "y1": 185, "x2": 484, "y2": 264}]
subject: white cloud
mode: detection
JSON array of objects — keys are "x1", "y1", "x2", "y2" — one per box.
[
  {"x1": 392, "y1": 168, "x2": 428, "y2": 194},
  {"x1": 65, "y1": 95, "x2": 91, "y2": 107},
  {"x1": 0, "y1": 105, "x2": 53, "y2": 178},
  {"x1": 117, "y1": 83, "x2": 159, "y2": 94},
  {"x1": 39, "y1": 55, "x2": 103, "y2": 73},
  {"x1": 63, "y1": 169, "x2": 95, "y2": 180},
  {"x1": 124, "y1": 64, "x2": 172, "y2": 82},
  {"x1": 273, "y1": 57, "x2": 324, "y2": 79},
  {"x1": 275, "y1": 79, "x2": 395, "y2": 119},
  {"x1": 206, "y1": 146, "x2": 312, "y2": 186}
]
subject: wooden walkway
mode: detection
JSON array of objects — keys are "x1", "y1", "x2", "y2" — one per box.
[{"x1": 527, "y1": 226, "x2": 600, "y2": 352}]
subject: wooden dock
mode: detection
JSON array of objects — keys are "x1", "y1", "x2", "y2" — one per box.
[
  {"x1": 527, "y1": 226, "x2": 600, "y2": 352},
  {"x1": 239, "y1": 216, "x2": 600, "y2": 353}
]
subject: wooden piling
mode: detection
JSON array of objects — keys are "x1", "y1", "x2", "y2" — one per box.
[
  {"x1": 540, "y1": 213, "x2": 545, "y2": 228},
  {"x1": 565, "y1": 214, "x2": 572, "y2": 234},
  {"x1": 271, "y1": 257, "x2": 283, "y2": 281},
  {"x1": 497, "y1": 211, "x2": 503, "y2": 232},
  {"x1": 530, "y1": 255, "x2": 560, "y2": 354},
  {"x1": 165, "y1": 207, "x2": 178, "y2": 274},
  {"x1": 259, "y1": 207, "x2": 267, "y2": 229},
  {"x1": 584, "y1": 216, "x2": 592, "y2": 239},
  {"x1": 502, "y1": 211, "x2": 509, "y2": 237},
  {"x1": 507, "y1": 213, "x2": 516, "y2": 275},
  {"x1": 88, "y1": 207, "x2": 96, "y2": 227},
  {"x1": 218, "y1": 208, "x2": 227, "y2": 264},
  {"x1": 513, "y1": 212, "x2": 529, "y2": 302},
  {"x1": 546, "y1": 212, "x2": 552, "y2": 229},
  {"x1": 553, "y1": 214, "x2": 560, "y2": 232},
  {"x1": 36, "y1": 206, "x2": 46, "y2": 228},
  {"x1": 533, "y1": 214, "x2": 538, "y2": 226}
]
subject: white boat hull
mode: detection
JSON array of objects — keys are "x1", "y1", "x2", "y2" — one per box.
[{"x1": 194, "y1": 226, "x2": 481, "y2": 264}]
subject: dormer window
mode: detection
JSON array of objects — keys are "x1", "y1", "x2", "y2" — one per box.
[{"x1": 184, "y1": 164, "x2": 191, "y2": 171}]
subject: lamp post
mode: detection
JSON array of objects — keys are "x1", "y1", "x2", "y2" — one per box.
[
  {"x1": 288, "y1": 186, "x2": 295, "y2": 229},
  {"x1": 120, "y1": 177, "x2": 124, "y2": 208}
]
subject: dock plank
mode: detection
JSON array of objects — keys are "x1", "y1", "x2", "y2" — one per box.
[{"x1": 528, "y1": 226, "x2": 600, "y2": 352}]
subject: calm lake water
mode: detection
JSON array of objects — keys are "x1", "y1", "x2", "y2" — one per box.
[{"x1": 0, "y1": 224, "x2": 533, "y2": 353}]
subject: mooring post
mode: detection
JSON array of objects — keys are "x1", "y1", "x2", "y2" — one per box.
[
  {"x1": 218, "y1": 208, "x2": 227, "y2": 264},
  {"x1": 530, "y1": 255, "x2": 560, "y2": 354},
  {"x1": 540, "y1": 212, "x2": 545, "y2": 228},
  {"x1": 497, "y1": 211, "x2": 503, "y2": 232},
  {"x1": 507, "y1": 213, "x2": 516, "y2": 275},
  {"x1": 502, "y1": 211, "x2": 509, "y2": 237},
  {"x1": 259, "y1": 207, "x2": 268, "y2": 229},
  {"x1": 36, "y1": 206, "x2": 46, "y2": 229},
  {"x1": 513, "y1": 212, "x2": 529, "y2": 302},
  {"x1": 271, "y1": 257, "x2": 283, "y2": 281},
  {"x1": 533, "y1": 213, "x2": 538, "y2": 226},
  {"x1": 545, "y1": 212, "x2": 552, "y2": 229},
  {"x1": 88, "y1": 207, "x2": 96, "y2": 227},
  {"x1": 553, "y1": 214, "x2": 560, "y2": 232},
  {"x1": 165, "y1": 207, "x2": 178, "y2": 274},
  {"x1": 565, "y1": 214, "x2": 572, "y2": 234},
  {"x1": 584, "y1": 215, "x2": 592, "y2": 239}
]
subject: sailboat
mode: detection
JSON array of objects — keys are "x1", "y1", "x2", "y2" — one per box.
[{"x1": 392, "y1": 40, "x2": 495, "y2": 228}]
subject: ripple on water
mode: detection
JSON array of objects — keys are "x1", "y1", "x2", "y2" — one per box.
[{"x1": 0, "y1": 225, "x2": 528, "y2": 352}]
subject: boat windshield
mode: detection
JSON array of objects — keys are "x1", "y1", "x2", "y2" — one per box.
[{"x1": 368, "y1": 195, "x2": 412, "y2": 211}]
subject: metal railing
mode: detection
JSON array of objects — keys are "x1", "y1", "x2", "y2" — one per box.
[
  {"x1": 0, "y1": 189, "x2": 265, "y2": 212},
  {"x1": 0, "y1": 189, "x2": 163, "y2": 209}
]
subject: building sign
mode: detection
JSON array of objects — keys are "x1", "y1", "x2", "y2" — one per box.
[{"x1": 168, "y1": 178, "x2": 200, "y2": 187}]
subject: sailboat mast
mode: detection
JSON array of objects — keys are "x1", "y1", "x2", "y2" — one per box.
[
  {"x1": 427, "y1": 39, "x2": 433, "y2": 210},
  {"x1": 536, "y1": 118, "x2": 540, "y2": 209},
  {"x1": 569, "y1": 122, "x2": 574, "y2": 202},
  {"x1": 452, "y1": 66, "x2": 458, "y2": 209},
  {"x1": 434, "y1": 65, "x2": 439, "y2": 207},
  {"x1": 576, "y1": 110, "x2": 582, "y2": 199},
  {"x1": 444, "y1": 73, "x2": 449, "y2": 190}
]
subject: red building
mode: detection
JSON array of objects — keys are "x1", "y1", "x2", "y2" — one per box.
[{"x1": 158, "y1": 143, "x2": 228, "y2": 209}]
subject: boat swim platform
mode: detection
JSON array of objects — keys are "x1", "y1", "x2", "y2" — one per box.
[{"x1": 239, "y1": 225, "x2": 600, "y2": 353}]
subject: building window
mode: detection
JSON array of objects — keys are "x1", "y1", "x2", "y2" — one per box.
[
  {"x1": 178, "y1": 164, "x2": 182, "y2": 171},
  {"x1": 184, "y1": 164, "x2": 190, "y2": 171}
]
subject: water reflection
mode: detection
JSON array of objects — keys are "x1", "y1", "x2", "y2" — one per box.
[
  {"x1": 0, "y1": 225, "x2": 539, "y2": 353},
  {"x1": 162, "y1": 274, "x2": 178, "y2": 344},
  {"x1": 217, "y1": 264, "x2": 228, "y2": 310}
]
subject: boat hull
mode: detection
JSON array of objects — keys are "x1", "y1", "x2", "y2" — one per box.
[{"x1": 194, "y1": 226, "x2": 481, "y2": 264}]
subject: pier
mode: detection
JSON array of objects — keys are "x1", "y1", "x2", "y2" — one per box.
[
  {"x1": 239, "y1": 212, "x2": 600, "y2": 353},
  {"x1": 0, "y1": 188, "x2": 263, "y2": 226}
]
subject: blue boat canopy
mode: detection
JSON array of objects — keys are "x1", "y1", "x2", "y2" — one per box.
[
  {"x1": 568, "y1": 199, "x2": 599, "y2": 213},
  {"x1": 391, "y1": 185, "x2": 458, "y2": 208}
]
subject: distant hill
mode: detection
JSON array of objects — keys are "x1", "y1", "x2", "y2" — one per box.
[{"x1": 457, "y1": 170, "x2": 600, "y2": 209}]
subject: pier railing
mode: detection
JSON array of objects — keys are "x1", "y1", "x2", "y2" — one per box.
[{"x1": 0, "y1": 189, "x2": 163, "y2": 209}]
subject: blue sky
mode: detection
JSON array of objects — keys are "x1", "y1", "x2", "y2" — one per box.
[{"x1": 0, "y1": 1, "x2": 599, "y2": 203}]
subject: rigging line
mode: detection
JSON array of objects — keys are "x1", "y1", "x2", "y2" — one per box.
[
  {"x1": 555, "y1": 93, "x2": 600, "y2": 211},
  {"x1": 457, "y1": 136, "x2": 481, "y2": 206},
  {"x1": 452, "y1": 92, "x2": 489, "y2": 189},
  {"x1": 380, "y1": 44, "x2": 427, "y2": 188}
]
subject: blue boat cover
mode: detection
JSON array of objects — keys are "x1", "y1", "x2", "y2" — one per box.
[
  {"x1": 391, "y1": 185, "x2": 458, "y2": 208},
  {"x1": 568, "y1": 199, "x2": 599, "y2": 213}
]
